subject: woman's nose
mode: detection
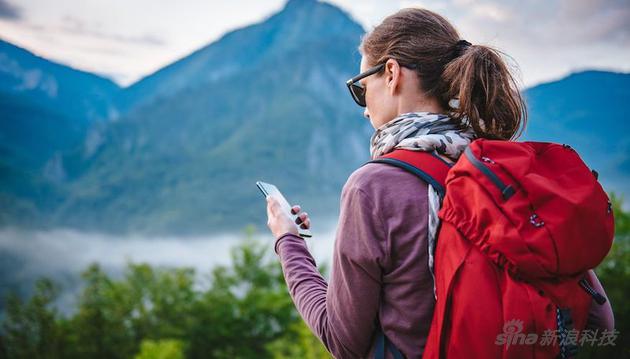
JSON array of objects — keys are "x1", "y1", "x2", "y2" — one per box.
[{"x1": 363, "y1": 108, "x2": 370, "y2": 119}]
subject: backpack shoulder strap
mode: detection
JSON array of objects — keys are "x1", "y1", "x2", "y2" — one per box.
[
  {"x1": 365, "y1": 150, "x2": 453, "y2": 359},
  {"x1": 364, "y1": 149, "x2": 452, "y2": 200}
]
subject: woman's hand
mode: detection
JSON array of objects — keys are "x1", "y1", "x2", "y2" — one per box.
[{"x1": 266, "y1": 196, "x2": 311, "y2": 239}]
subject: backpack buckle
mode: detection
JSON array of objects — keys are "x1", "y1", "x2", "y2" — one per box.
[
  {"x1": 481, "y1": 156, "x2": 495, "y2": 164},
  {"x1": 529, "y1": 214, "x2": 545, "y2": 228}
]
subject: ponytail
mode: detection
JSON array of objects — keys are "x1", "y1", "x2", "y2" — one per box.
[{"x1": 442, "y1": 45, "x2": 527, "y2": 140}]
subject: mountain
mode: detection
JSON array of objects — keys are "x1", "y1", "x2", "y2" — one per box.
[
  {"x1": 522, "y1": 70, "x2": 630, "y2": 196},
  {"x1": 117, "y1": 0, "x2": 363, "y2": 113},
  {"x1": 0, "y1": 0, "x2": 628, "y2": 236},
  {"x1": 0, "y1": 38, "x2": 121, "y2": 168},
  {"x1": 0, "y1": 38, "x2": 122, "y2": 226},
  {"x1": 24, "y1": 0, "x2": 371, "y2": 235},
  {"x1": 0, "y1": 39, "x2": 120, "y2": 123}
]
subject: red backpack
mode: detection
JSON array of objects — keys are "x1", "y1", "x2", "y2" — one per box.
[{"x1": 368, "y1": 138, "x2": 614, "y2": 359}]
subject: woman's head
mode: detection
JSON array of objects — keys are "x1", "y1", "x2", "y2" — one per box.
[{"x1": 356, "y1": 7, "x2": 526, "y2": 140}]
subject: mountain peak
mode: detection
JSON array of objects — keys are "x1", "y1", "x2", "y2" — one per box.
[
  {"x1": 119, "y1": 0, "x2": 364, "y2": 112},
  {"x1": 272, "y1": 0, "x2": 363, "y2": 41},
  {"x1": 285, "y1": 0, "x2": 318, "y2": 8}
]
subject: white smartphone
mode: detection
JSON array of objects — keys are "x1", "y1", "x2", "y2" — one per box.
[{"x1": 256, "y1": 181, "x2": 312, "y2": 238}]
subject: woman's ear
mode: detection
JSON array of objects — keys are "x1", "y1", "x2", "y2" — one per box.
[{"x1": 385, "y1": 58, "x2": 400, "y2": 94}]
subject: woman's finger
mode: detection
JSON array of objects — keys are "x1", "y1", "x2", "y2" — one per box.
[
  {"x1": 291, "y1": 205, "x2": 300, "y2": 214},
  {"x1": 295, "y1": 212, "x2": 308, "y2": 223}
]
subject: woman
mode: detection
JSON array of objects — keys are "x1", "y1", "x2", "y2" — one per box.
[{"x1": 265, "y1": 7, "x2": 613, "y2": 359}]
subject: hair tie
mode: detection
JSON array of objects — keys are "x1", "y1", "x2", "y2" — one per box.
[{"x1": 454, "y1": 39, "x2": 472, "y2": 56}]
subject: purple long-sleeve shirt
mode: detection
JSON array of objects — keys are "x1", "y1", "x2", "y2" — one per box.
[{"x1": 274, "y1": 162, "x2": 614, "y2": 359}]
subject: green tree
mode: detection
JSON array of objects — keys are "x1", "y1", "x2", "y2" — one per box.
[
  {"x1": 0, "y1": 226, "x2": 333, "y2": 358},
  {"x1": 186, "y1": 229, "x2": 326, "y2": 358},
  {"x1": 64, "y1": 261, "x2": 197, "y2": 359},
  {"x1": 65, "y1": 263, "x2": 135, "y2": 359},
  {"x1": 134, "y1": 339, "x2": 185, "y2": 359},
  {"x1": 266, "y1": 320, "x2": 332, "y2": 359},
  {"x1": 1, "y1": 278, "x2": 65, "y2": 358}
]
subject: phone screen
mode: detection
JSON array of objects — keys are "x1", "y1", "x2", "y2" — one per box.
[{"x1": 256, "y1": 181, "x2": 312, "y2": 238}]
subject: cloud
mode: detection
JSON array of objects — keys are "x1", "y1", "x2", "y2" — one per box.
[
  {"x1": 469, "y1": 2, "x2": 510, "y2": 22},
  {"x1": 337, "y1": 0, "x2": 628, "y2": 47},
  {"x1": 323, "y1": 0, "x2": 630, "y2": 87},
  {"x1": 2, "y1": 0, "x2": 627, "y2": 88},
  {"x1": 0, "y1": 219, "x2": 338, "y2": 313},
  {"x1": 0, "y1": 0, "x2": 21, "y2": 20},
  {"x1": 557, "y1": 0, "x2": 630, "y2": 45},
  {"x1": 446, "y1": 0, "x2": 629, "y2": 47},
  {"x1": 60, "y1": 15, "x2": 166, "y2": 46}
]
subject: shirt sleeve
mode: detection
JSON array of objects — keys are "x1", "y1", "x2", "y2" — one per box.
[
  {"x1": 274, "y1": 183, "x2": 387, "y2": 358},
  {"x1": 585, "y1": 269, "x2": 615, "y2": 331}
]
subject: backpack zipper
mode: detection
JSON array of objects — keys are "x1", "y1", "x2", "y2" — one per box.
[
  {"x1": 464, "y1": 146, "x2": 516, "y2": 200},
  {"x1": 578, "y1": 277, "x2": 607, "y2": 305},
  {"x1": 556, "y1": 308, "x2": 579, "y2": 358}
]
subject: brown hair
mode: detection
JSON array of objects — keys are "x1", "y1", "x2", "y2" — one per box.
[{"x1": 359, "y1": 8, "x2": 527, "y2": 140}]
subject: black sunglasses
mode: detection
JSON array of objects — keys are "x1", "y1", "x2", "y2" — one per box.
[{"x1": 345, "y1": 62, "x2": 419, "y2": 107}]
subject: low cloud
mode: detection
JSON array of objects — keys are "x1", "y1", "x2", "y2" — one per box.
[{"x1": 0, "y1": 217, "x2": 338, "y2": 314}]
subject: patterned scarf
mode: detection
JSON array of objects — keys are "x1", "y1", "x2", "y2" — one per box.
[
  {"x1": 369, "y1": 111, "x2": 476, "y2": 161},
  {"x1": 369, "y1": 111, "x2": 477, "y2": 297}
]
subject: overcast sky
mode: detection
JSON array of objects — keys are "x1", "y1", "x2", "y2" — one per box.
[{"x1": 0, "y1": 0, "x2": 628, "y2": 88}]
